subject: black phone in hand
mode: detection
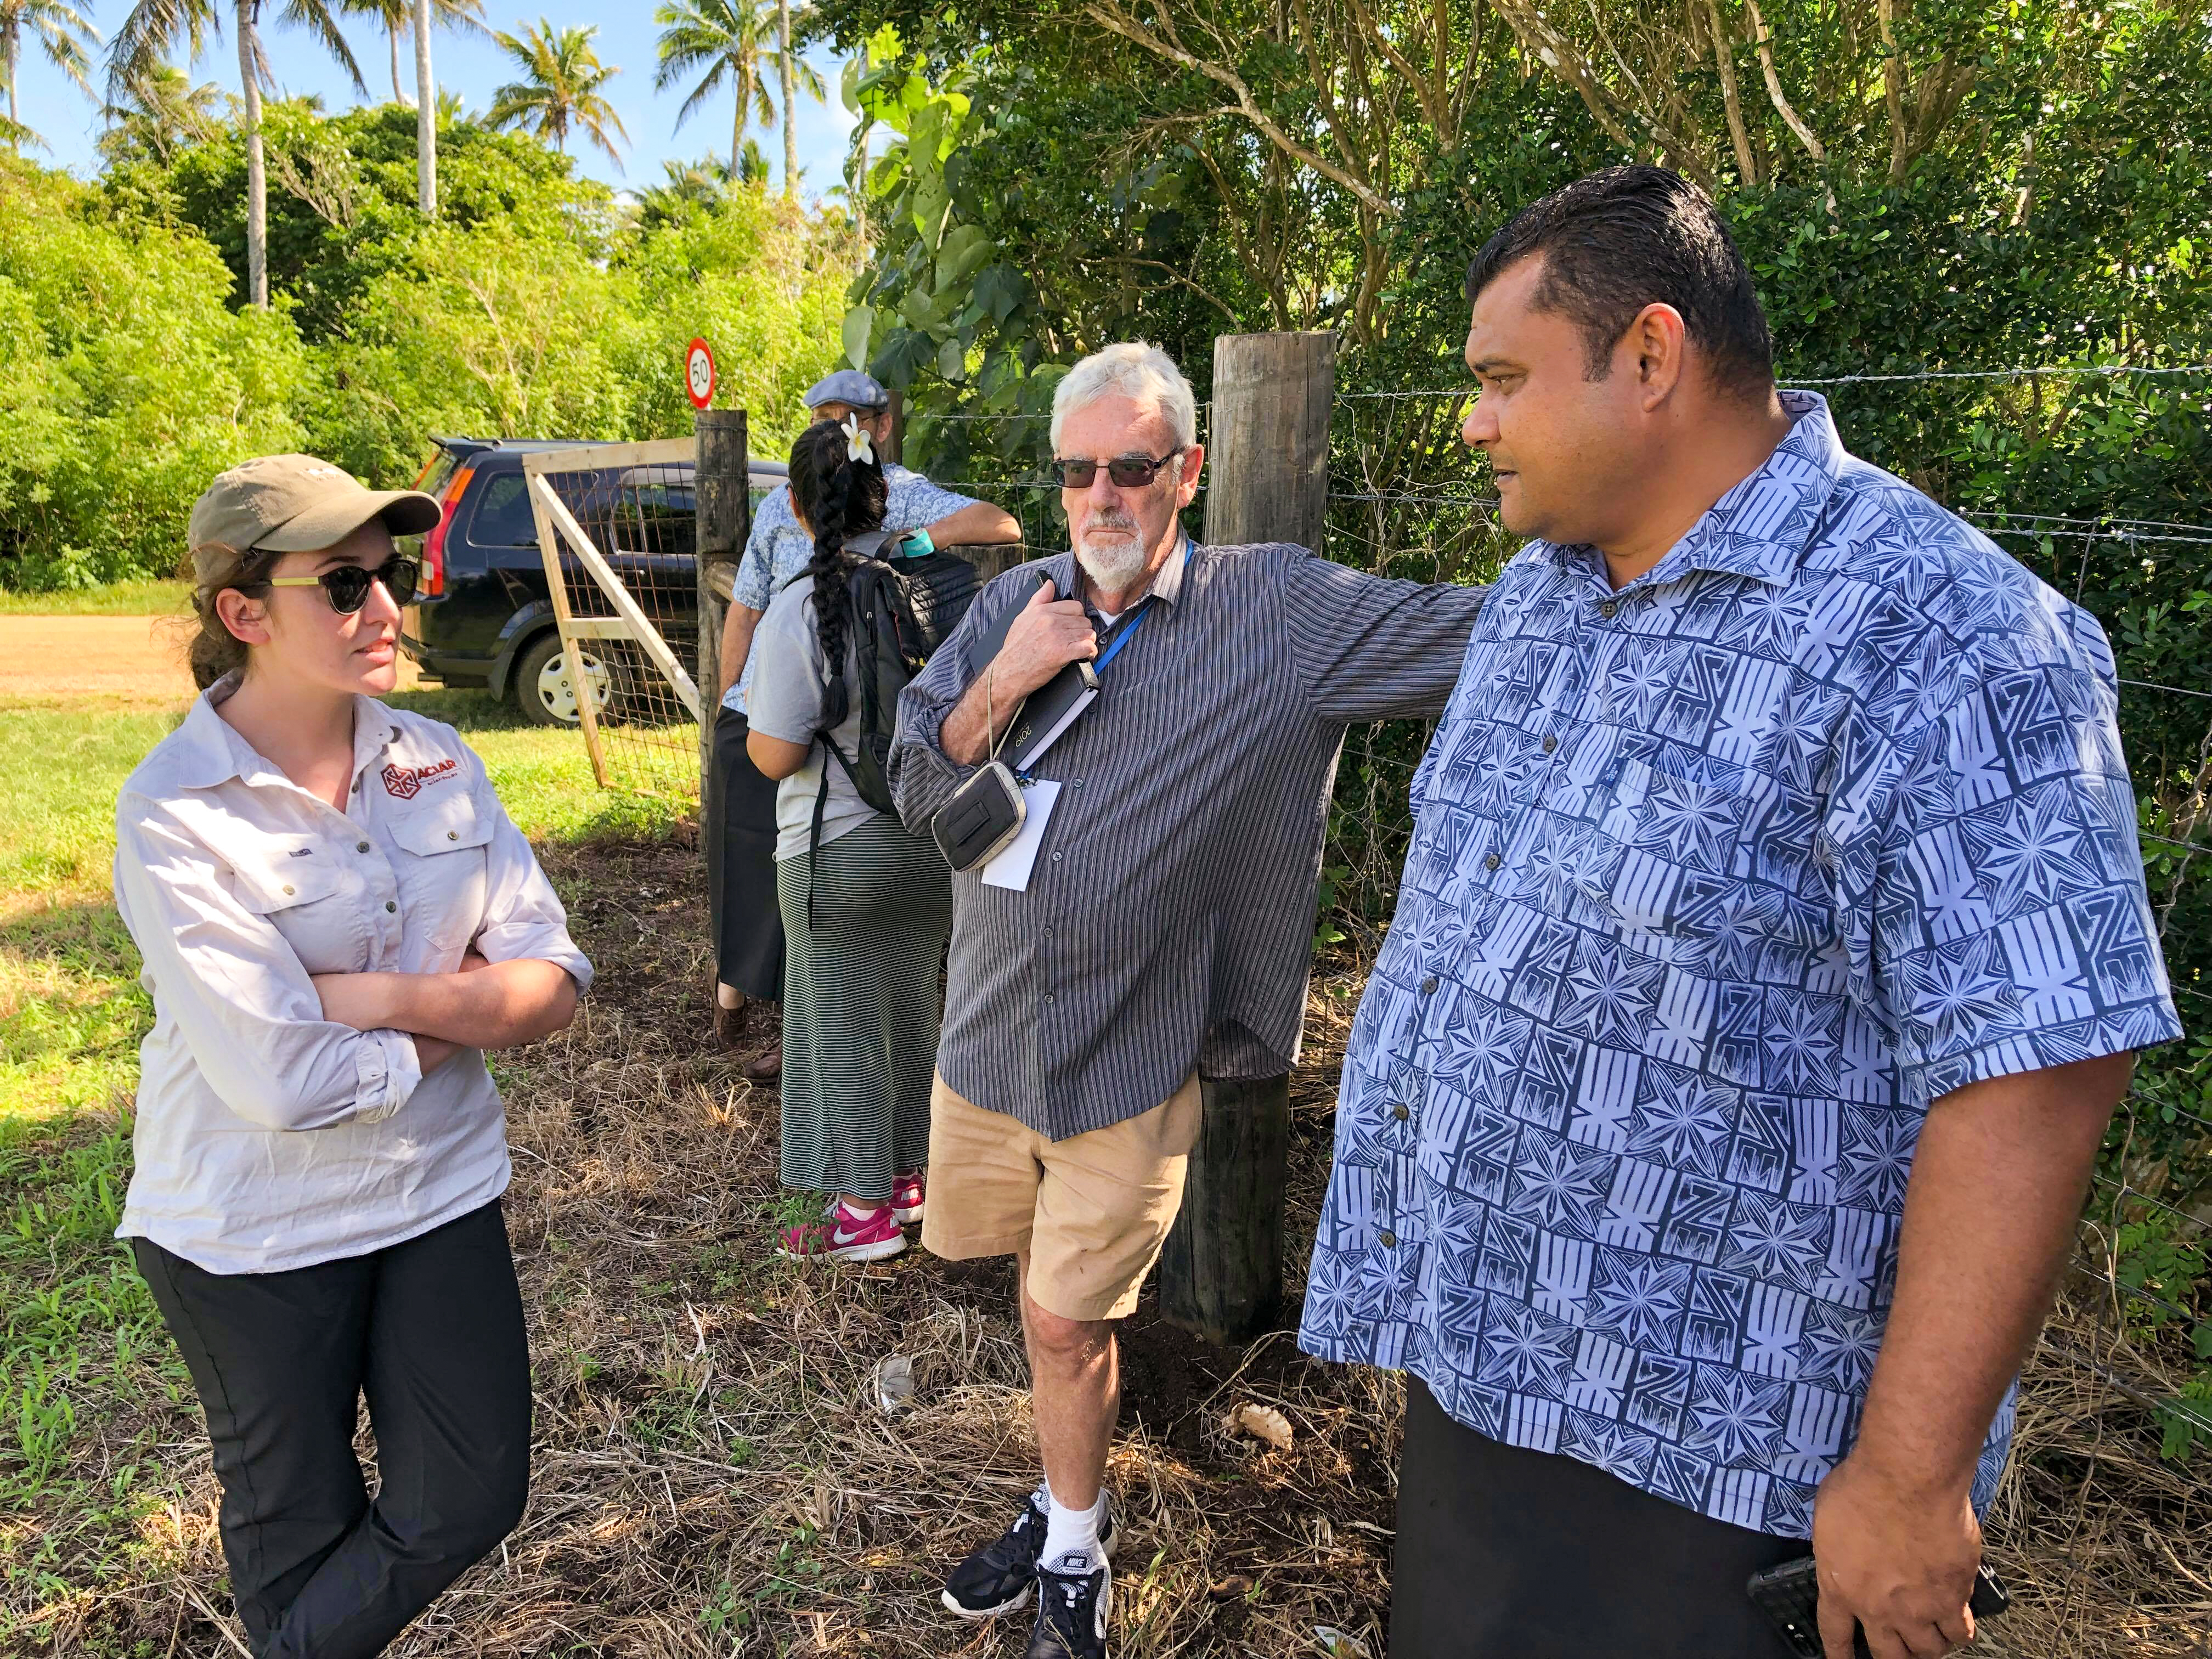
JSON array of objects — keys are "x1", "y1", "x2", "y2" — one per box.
[{"x1": 1747, "y1": 1556, "x2": 2011, "y2": 1658}]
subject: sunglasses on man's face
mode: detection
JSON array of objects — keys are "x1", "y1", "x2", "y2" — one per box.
[
  {"x1": 1051, "y1": 448, "x2": 1183, "y2": 490},
  {"x1": 263, "y1": 555, "x2": 421, "y2": 614}
]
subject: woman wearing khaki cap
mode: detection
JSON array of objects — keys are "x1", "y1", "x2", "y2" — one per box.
[{"x1": 112, "y1": 455, "x2": 592, "y2": 1658}]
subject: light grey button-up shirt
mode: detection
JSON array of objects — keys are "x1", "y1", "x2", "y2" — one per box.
[
  {"x1": 891, "y1": 540, "x2": 1486, "y2": 1140},
  {"x1": 114, "y1": 678, "x2": 591, "y2": 1274}
]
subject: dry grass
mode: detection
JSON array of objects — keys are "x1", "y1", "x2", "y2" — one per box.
[
  {"x1": 13, "y1": 833, "x2": 2211, "y2": 1656},
  {"x1": 1979, "y1": 1286, "x2": 2212, "y2": 1656}
]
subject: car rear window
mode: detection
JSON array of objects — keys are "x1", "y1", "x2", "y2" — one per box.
[
  {"x1": 414, "y1": 449, "x2": 461, "y2": 495},
  {"x1": 469, "y1": 473, "x2": 539, "y2": 547}
]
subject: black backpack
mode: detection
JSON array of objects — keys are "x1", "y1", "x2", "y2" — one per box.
[{"x1": 805, "y1": 531, "x2": 981, "y2": 866}]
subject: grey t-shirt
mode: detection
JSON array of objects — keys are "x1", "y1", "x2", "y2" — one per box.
[{"x1": 744, "y1": 577, "x2": 881, "y2": 862}]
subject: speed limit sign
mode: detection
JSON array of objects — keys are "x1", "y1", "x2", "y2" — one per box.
[{"x1": 684, "y1": 337, "x2": 716, "y2": 410}]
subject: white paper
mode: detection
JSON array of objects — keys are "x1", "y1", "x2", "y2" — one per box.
[{"x1": 981, "y1": 780, "x2": 1062, "y2": 891}]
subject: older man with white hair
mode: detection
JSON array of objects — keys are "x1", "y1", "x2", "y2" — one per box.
[{"x1": 890, "y1": 342, "x2": 1487, "y2": 1657}]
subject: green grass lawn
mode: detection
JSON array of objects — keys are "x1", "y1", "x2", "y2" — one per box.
[
  {"x1": 0, "y1": 684, "x2": 687, "y2": 1647},
  {"x1": 0, "y1": 580, "x2": 195, "y2": 617}
]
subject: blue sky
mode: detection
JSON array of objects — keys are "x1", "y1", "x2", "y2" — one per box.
[{"x1": 10, "y1": 5, "x2": 860, "y2": 200}]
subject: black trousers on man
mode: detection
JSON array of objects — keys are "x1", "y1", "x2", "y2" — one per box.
[
  {"x1": 132, "y1": 1201, "x2": 531, "y2": 1659},
  {"x1": 707, "y1": 706, "x2": 787, "y2": 1000},
  {"x1": 1392, "y1": 1377, "x2": 1803, "y2": 1658}
]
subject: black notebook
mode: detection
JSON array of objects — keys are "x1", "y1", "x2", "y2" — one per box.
[{"x1": 964, "y1": 571, "x2": 1108, "y2": 774}]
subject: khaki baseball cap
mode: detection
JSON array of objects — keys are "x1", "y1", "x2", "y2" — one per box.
[{"x1": 188, "y1": 454, "x2": 443, "y2": 583}]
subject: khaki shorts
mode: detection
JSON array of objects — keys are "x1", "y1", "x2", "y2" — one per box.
[{"x1": 922, "y1": 1071, "x2": 1201, "y2": 1323}]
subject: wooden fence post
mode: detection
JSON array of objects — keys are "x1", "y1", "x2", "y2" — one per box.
[
  {"x1": 1158, "y1": 331, "x2": 1336, "y2": 1347},
  {"x1": 694, "y1": 410, "x2": 750, "y2": 797}
]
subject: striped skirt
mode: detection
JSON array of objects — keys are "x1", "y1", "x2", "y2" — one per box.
[{"x1": 775, "y1": 815, "x2": 955, "y2": 1202}]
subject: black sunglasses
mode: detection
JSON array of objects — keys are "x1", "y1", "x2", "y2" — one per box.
[
  {"x1": 1051, "y1": 448, "x2": 1183, "y2": 489},
  {"x1": 262, "y1": 555, "x2": 421, "y2": 614}
]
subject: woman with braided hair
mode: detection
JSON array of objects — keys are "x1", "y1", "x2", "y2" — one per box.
[{"x1": 744, "y1": 418, "x2": 955, "y2": 1260}]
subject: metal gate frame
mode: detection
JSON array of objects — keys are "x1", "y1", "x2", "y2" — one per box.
[{"x1": 523, "y1": 438, "x2": 703, "y2": 791}]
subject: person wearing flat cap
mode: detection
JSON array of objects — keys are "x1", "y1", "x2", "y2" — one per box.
[
  {"x1": 707, "y1": 370, "x2": 1019, "y2": 1075},
  {"x1": 113, "y1": 454, "x2": 592, "y2": 1657}
]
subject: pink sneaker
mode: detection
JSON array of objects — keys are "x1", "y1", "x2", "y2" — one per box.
[
  {"x1": 778, "y1": 1200, "x2": 907, "y2": 1263},
  {"x1": 893, "y1": 1169, "x2": 926, "y2": 1224}
]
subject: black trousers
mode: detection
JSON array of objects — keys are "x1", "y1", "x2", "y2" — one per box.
[
  {"x1": 707, "y1": 706, "x2": 787, "y2": 1001},
  {"x1": 1392, "y1": 1378, "x2": 1802, "y2": 1659},
  {"x1": 132, "y1": 1201, "x2": 531, "y2": 1659}
]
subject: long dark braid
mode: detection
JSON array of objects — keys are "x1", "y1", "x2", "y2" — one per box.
[{"x1": 785, "y1": 417, "x2": 888, "y2": 697}]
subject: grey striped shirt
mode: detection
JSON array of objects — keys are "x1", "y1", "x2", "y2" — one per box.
[{"x1": 890, "y1": 540, "x2": 1486, "y2": 1141}]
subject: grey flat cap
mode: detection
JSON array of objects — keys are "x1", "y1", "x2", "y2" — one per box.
[{"x1": 803, "y1": 369, "x2": 890, "y2": 410}]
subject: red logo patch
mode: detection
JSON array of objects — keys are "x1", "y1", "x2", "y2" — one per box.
[{"x1": 381, "y1": 758, "x2": 459, "y2": 799}]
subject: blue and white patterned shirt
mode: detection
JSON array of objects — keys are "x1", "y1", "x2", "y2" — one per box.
[
  {"x1": 1297, "y1": 392, "x2": 2181, "y2": 1539},
  {"x1": 721, "y1": 462, "x2": 984, "y2": 713}
]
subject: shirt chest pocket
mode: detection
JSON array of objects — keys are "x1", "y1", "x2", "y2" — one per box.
[
  {"x1": 229, "y1": 852, "x2": 365, "y2": 976},
  {"x1": 1569, "y1": 757, "x2": 1758, "y2": 936},
  {"x1": 390, "y1": 792, "x2": 496, "y2": 953}
]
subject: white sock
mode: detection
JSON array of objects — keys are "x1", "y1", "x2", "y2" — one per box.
[
  {"x1": 1040, "y1": 1484, "x2": 1105, "y2": 1576},
  {"x1": 838, "y1": 1198, "x2": 883, "y2": 1218}
]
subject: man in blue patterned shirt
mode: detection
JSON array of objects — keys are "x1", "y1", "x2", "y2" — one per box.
[
  {"x1": 705, "y1": 370, "x2": 1018, "y2": 1070},
  {"x1": 1299, "y1": 168, "x2": 2181, "y2": 1659}
]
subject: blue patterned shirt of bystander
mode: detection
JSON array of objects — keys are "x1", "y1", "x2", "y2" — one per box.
[
  {"x1": 1297, "y1": 390, "x2": 2182, "y2": 1540},
  {"x1": 720, "y1": 464, "x2": 986, "y2": 714}
]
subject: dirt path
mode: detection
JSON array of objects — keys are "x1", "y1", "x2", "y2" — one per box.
[{"x1": 0, "y1": 614, "x2": 419, "y2": 702}]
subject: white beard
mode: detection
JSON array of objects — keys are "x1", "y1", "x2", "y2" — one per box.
[{"x1": 1074, "y1": 521, "x2": 1152, "y2": 590}]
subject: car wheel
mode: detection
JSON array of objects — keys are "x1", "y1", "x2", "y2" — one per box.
[{"x1": 514, "y1": 631, "x2": 613, "y2": 728}]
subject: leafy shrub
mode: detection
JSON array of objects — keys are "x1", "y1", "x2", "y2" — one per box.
[
  {"x1": 0, "y1": 111, "x2": 854, "y2": 595},
  {"x1": 0, "y1": 161, "x2": 312, "y2": 590}
]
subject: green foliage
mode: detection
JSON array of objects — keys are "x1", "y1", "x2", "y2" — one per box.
[
  {"x1": 101, "y1": 99, "x2": 610, "y2": 340},
  {"x1": 0, "y1": 159, "x2": 311, "y2": 589},
  {"x1": 822, "y1": 0, "x2": 2212, "y2": 1461},
  {"x1": 0, "y1": 101, "x2": 856, "y2": 592}
]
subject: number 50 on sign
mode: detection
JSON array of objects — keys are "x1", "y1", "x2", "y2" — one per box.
[{"x1": 685, "y1": 337, "x2": 716, "y2": 410}]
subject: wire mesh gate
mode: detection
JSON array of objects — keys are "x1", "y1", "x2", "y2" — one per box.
[{"x1": 524, "y1": 439, "x2": 705, "y2": 802}]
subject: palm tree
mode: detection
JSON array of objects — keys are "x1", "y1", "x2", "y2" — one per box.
[
  {"x1": 336, "y1": 0, "x2": 480, "y2": 217},
  {"x1": 97, "y1": 59, "x2": 224, "y2": 162},
  {"x1": 636, "y1": 141, "x2": 771, "y2": 223},
  {"x1": 636, "y1": 151, "x2": 725, "y2": 227},
  {"x1": 335, "y1": 0, "x2": 479, "y2": 108},
  {"x1": 773, "y1": 0, "x2": 792, "y2": 197},
  {"x1": 108, "y1": 0, "x2": 366, "y2": 307},
  {"x1": 736, "y1": 133, "x2": 768, "y2": 187},
  {"x1": 652, "y1": 0, "x2": 819, "y2": 200},
  {"x1": 2, "y1": 0, "x2": 99, "y2": 154},
  {"x1": 486, "y1": 18, "x2": 626, "y2": 167}
]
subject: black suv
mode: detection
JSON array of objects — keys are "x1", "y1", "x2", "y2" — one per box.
[{"x1": 397, "y1": 437, "x2": 786, "y2": 726}]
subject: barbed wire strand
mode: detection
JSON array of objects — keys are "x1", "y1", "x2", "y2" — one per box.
[{"x1": 1339, "y1": 364, "x2": 2212, "y2": 399}]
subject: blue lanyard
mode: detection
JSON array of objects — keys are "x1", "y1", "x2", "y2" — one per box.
[
  {"x1": 1092, "y1": 603, "x2": 1155, "y2": 675},
  {"x1": 1087, "y1": 537, "x2": 1189, "y2": 680}
]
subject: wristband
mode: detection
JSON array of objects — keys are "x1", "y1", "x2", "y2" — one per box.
[{"x1": 893, "y1": 527, "x2": 935, "y2": 558}]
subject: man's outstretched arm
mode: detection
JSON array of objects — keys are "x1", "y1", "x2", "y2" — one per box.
[
  {"x1": 1280, "y1": 551, "x2": 1487, "y2": 724},
  {"x1": 1812, "y1": 1050, "x2": 2131, "y2": 1659}
]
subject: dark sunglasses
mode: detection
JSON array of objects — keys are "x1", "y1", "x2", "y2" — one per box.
[
  {"x1": 1051, "y1": 448, "x2": 1183, "y2": 489},
  {"x1": 262, "y1": 555, "x2": 421, "y2": 614}
]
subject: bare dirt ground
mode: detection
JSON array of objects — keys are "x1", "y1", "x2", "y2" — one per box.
[
  {"x1": 0, "y1": 616, "x2": 199, "y2": 703},
  {"x1": 0, "y1": 615, "x2": 420, "y2": 702}
]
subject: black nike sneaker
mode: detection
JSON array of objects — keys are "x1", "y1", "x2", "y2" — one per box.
[
  {"x1": 1026, "y1": 1556, "x2": 1110, "y2": 1658},
  {"x1": 940, "y1": 1488, "x2": 1117, "y2": 1619}
]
